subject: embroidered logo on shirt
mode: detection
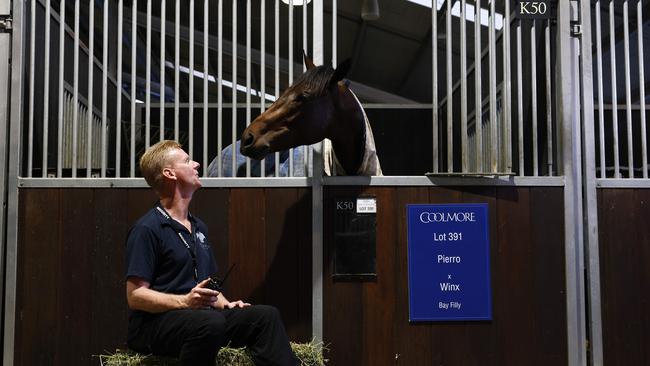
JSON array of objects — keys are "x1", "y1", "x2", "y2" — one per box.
[{"x1": 196, "y1": 231, "x2": 206, "y2": 243}]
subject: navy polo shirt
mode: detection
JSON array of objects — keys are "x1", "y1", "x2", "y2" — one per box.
[{"x1": 125, "y1": 203, "x2": 218, "y2": 333}]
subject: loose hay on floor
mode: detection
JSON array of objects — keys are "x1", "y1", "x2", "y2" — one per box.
[{"x1": 98, "y1": 340, "x2": 327, "y2": 366}]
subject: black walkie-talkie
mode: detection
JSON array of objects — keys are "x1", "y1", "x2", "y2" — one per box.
[{"x1": 206, "y1": 263, "x2": 235, "y2": 292}]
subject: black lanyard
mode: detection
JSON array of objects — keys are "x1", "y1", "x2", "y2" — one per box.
[{"x1": 156, "y1": 205, "x2": 199, "y2": 282}]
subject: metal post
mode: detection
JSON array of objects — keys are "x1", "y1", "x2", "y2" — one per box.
[
  {"x1": 578, "y1": 2, "x2": 603, "y2": 364},
  {"x1": 312, "y1": 0, "x2": 324, "y2": 343},
  {"x1": 557, "y1": 1, "x2": 587, "y2": 365}
]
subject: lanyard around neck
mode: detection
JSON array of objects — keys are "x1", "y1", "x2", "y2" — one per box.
[{"x1": 156, "y1": 205, "x2": 199, "y2": 282}]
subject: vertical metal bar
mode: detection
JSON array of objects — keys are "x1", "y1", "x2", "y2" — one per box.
[
  {"x1": 475, "y1": 0, "x2": 482, "y2": 173},
  {"x1": 231, "y1": 0, "x2": 237, "y2": 177},
  {"x1": 578, "y1": 2, "x2": 604, "y2": 365},
  {"x1": 28, "y1": 0, "x2": 35, "y2": 177},
  {"x1": 189, "y1": 0, "x2": 195, "y2": 156},
  {"x1": 57, "y1": 0, "x2": 65, "y2": 177},
  {"x1": 546, "y1": 19, "x2": 552, "y2": 176},
  {"x1": 160, "y1": 0, "x2": 166, "y2": 141},
  {"x1": 116, "y1": 0, "x2": 123, "y2": 177},
  {"x1": 260, "y1": 0, "x2": 266, "y2": 176},
  {"x1": 43, "y1": 0, "x2": 51, "y2": 177},
  {"x1": 595, "y1": 1, "x2": 605, "y2": 178},
  {"x1": 72, "y1": 0, "x2": 80, "y2": 177},
  {"x1": 432, "y1": 0, "x2": 438, "y2": 173},
  {"x1": 217, "y1": 0, "x2": 223, "y2": 176},
  {"x1": 531, "y1": 20, "x2": 538, "y2": 176},
  {"x1": 289, "y1": 0, "x2": 294, "y2": 177},
  {"x1": 146, "y1": 0, "x2": 151, "y2": 148},
  {"x1": 175, "y1": 0, "x2": 180, "y2": 141},
  {"x1": 558, "y1": 1, "x2": 588, "y2": 364},
  {"x1": 101, "y1": 0, "x2": 108, "y2": 177},
  {"x1": 131, "y1": 0, "x2": 137, "y2": 177},
  {"x1": 275, "y1": 0, "x2": 280, "y2": 177},
  {"x1": 332, "y1": 0, "x2": 336, "y2": 65},
  {"x1": 446, "y1": 0, "x2": 452, "y2": 172},
  {"x1": 303, "y1": 0, "x2": 308, "y2": 175},
  {"x1": 246, "y1": 0, "x2": 251, "y2": 177},
  {"x1": 311, "y1": 0, "x2": 324, "y2": 343},
  {"x1": 87, "y1": 0, "x2": 94, "y2": 177},
  {"x1": 460, "y1": 0, "x2": 467, "y2": 172},
  {"x1": 623, "y1": 1, "x2": 634, "y2": 177},
  {"x1": 504, "y1": 0, "x2": 511, "y2": 172},
  {"x1": 203, "y1": 0, "x2": 209, "y2": 176},
  {"x1": 517, "y1": 18, "x2": 523, "y2": 176},
  {"x1": 609, "y1": 0, "x2": 620, "y2": 178},
  {"x1": 489, "y1": 0, "x2": 497, "y2": 172},
  {"x1": 639, "y1": 0, "x2": 648, "y2": 178}
]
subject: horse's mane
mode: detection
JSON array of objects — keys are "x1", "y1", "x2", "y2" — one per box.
[{"x1": 286, "y1": 65, "x2": 336, "y2": 97}]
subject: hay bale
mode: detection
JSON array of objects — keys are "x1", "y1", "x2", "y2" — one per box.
[{"x1": 98, "y1": 340, "x2": 327, "y2": 366}]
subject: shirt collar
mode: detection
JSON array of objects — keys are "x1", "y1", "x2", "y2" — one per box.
[{"x1": 154, "y1": 202, "x2": 196, "y2": 230}]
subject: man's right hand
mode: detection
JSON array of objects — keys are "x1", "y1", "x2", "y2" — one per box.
[{"x1": 183, "y1": 278, "x2": 221, "y2": 309}]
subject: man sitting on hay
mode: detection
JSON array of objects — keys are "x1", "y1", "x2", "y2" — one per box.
[{"x1": 124, "y1": 140, "x2": 297, "y2": 366}]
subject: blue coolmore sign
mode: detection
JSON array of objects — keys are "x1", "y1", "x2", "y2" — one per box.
[{"x1": 407, "y1": 204, "x2": 492, "y2": 321}]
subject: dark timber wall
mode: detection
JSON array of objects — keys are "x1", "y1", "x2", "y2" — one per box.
[
  {"x1": 15, "y1": 188, "x2": 312, "y2": 366},
  {"x1": 598, "y1": 189, "x2": 650, "y2": 366},
  {"x1": 14, "y1": 186, "x2": 570, "y2": 366}
]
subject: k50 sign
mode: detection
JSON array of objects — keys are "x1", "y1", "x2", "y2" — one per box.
[{"x1": 517, "y1": 0, "x2": 554, "y2": 19}]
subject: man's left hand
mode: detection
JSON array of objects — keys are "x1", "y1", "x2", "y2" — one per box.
[{"x1": 226, "y1": 300, "x2": 251, "y2": 309}]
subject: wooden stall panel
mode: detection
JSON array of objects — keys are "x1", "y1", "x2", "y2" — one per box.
[
  {"x1": 599, "y1": 189, "x2": 650, "y2": 366},
  {"x1": 323, "y1": 186, "x2": 567, "y2": 366}
]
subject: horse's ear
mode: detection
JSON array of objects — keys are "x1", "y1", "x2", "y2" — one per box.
[
  {"x1": 332, "y1": 59, "x2": 352, "y2": 83},
  {"x1": 303, "y1": 50, "x2": 316, "y2": 70}
]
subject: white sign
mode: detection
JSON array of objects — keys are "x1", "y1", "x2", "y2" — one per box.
[{"x1": 356, "y1": 198, "x2": 377, "y2": 213}]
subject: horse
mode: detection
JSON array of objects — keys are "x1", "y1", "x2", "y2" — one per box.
[{"x1": 207, "y1": 54, "x2": 382, "y2": 177}]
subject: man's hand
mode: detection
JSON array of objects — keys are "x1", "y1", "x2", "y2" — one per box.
[
  {"x1": 183, "y1": 279, "x2": 221, "y2": 309},
  {"x1": 225, "y1": 300, "x2": 251, "y2": 309}
]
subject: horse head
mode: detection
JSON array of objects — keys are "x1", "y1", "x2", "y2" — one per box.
[{"x1": 240, "y1": 53, "x2": 351, "y2": 160}]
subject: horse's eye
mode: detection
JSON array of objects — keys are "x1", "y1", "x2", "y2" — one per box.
[{"x1": 295, "y1": 93, "x2": 309, "y2": 103}]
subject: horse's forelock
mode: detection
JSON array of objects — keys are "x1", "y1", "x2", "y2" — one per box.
[{"x1": 288, "y1": 65, "x2": 336, "y2": 97}]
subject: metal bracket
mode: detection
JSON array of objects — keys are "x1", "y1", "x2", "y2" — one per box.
[
  {"x1": 0, "y1": 16, "x2": 12, "y2": 32},
  {"x1": 570, "y1": 21, "x2": 582, "y2": 37}
]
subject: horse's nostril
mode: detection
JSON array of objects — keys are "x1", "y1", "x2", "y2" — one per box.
[{"x1": 242, "y1": 132, "x2": 255, "y2": 148}]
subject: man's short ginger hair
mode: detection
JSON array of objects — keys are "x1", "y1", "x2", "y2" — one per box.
[{"x1": 139, "y1": 140, "x2": 182, "y2": 191}]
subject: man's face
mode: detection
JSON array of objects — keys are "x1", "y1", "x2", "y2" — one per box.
[{"x1": 166, "y1": 148, "x2": 202, "y2": 190}]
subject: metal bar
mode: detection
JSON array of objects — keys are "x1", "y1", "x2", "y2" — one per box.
[
  {"x1": 246, "y1": 0, "x2": 251, "y2": 177},
  {"x1": 504, "y1": 0, "x2": 511, "y2": 173},
  {"x1": 87, "y1": 0, "x2": 94, "y2": 177},
  {"x1": 260, "y1": 0, "x2": 266, "y2": 176},
  {"x1": 189, "y1": 0, "x2": 195, "y2": 156},
  {"x1": 101, "y1": 0, "x2": 108, "y2": 177},
  {"x1": 28, "y1": 0, "x2": 35, "y2": 177},
  {"x1": 460, "y1": 0, "x2": 467, "y2": 172},
  {"x1": 232, "y1": 0, "x2": 237, "y2": 177},
  {"x1": 546, "y1": 19, "x2": 552, "y2": 176},
  {"x1": 558, "y1": 0, "x2": 588, "y2": 364},
  {"x1": 639, "y1": 0, "x2": 648, "y2": 179},
  {"x1": 609, "y1": 1, "x2": 620, "y2": 178},
  {"x1": 432, "y1": 0, "x2": 437, "y2": 173},
  {"x1": 174, "y1": 0, "x2": 180, "y2": 141},
  {"x1": 332, "y1": 0, "x2": 336, "y2": 66},
  {"x1": 116, "y1": 0, "x2": 123, "y2": 177},
  {"x1": 474, "y1": 0, "x2": 481, "y2": 173},
  {"x1": 446, "y1": 0, "x2": 452, "y2": 172},
  {"x1": 217, "y1": 0, "x2": 223, "y2": 176},
  {"x1": 623, "y1": 1, "x2": 634, "y2": 177},
  {"x1": 57, "y1": 0, "x2": 65, "y2": 177},
  {"x1": 203, "y1": 0, "x2": 209, "y2": 176},
  {"x1": 43, "y1": 0, "x2": 51, "y2": 177},
  {"x1": 531, "y1": 20, "x2": 538, "y2": 176},
  {"x1": 131, "y1": 0, "x2": 137, "y2": 177},
  {"x1": 578, "y1": 2, "x2": 604, "y2": 365},
  {"x1": 160, "y1": 0, "x2": 166, "y2": 141},
  {"x1": 275, "y1": 0, "x2": 280, "y2": 177},
  {"x1": 312, "y1": 0, "x2": 324, "y2": 343},
  {"x1": 489, "y1": 0, "x2": 497, "y2": 172},
  {"x1": 517, "y1": 18, "x2": 523, "y2": 176},
  {"x1": 596, "y1": 1, "x2": 605, "y2": 178},
  {"x1": 72, "y1": 0, "x2": 80, "y2": 177},
  {"x1": 289, "y1": 0, "x2": 294, "y2": 177},
  {"x1": 303, "y1": 0, "x2": 308, "y2": 175},
  {"x1": 146, "y1": 0, "x2": 151, "y2": 148}
]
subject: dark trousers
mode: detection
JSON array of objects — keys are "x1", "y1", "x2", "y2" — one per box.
[{"x1": 128, "y1": 305, "x2": 298, "y2": 366}]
